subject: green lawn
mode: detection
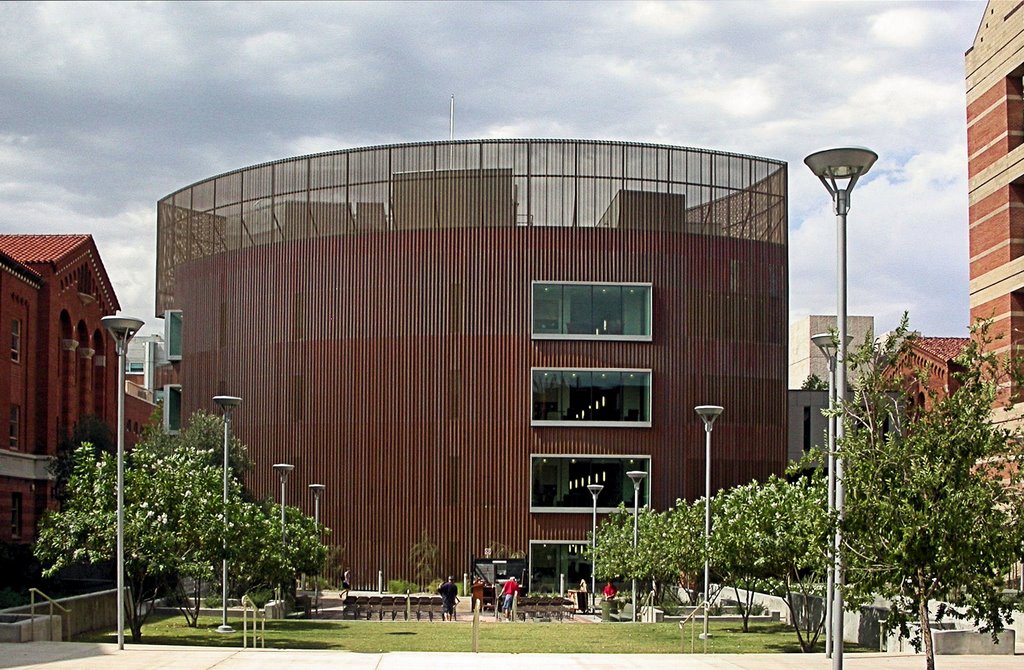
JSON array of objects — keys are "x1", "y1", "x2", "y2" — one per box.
[{"x1": 75, "y1": 614, "x2": 867, "y2": 654}]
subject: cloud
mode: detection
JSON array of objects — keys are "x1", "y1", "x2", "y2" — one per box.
[{"x1": 0, "y1": 0, "x2": 984, "y2": 340}]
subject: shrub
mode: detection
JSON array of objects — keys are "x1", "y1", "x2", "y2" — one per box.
[{"x1": 387, "y1": 579, "x2": 419, "y2": 594}]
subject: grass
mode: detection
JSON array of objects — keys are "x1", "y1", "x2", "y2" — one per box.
[{"x1": 74, "y1": 613, "x2": 870, "y2": 654}]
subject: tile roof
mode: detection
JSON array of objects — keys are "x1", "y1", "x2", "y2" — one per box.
[
  {"x1": 0, "y1": 248, "x2": 42, "y2": 285},
  {"x1": 0, "y1": 234, "x2": 92, "y2": 264},
  {"x1": 915, "y1": 337, "x2": 970, "y2": 363}
]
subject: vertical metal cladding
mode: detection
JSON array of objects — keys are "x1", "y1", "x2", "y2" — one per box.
[{"x1": 157, "y1": 140, "x2": 788, "y2": 587}]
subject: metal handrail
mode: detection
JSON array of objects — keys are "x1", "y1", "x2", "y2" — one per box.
[
  {"x1": 29, "y1": 588, "x2": 70, "y2": 642},
  {"x1": 677, "y1": 598, "x2": 706, "y2": 654},
  {"x1": 241, "y1": 594, "x2": 265, "y2": 649}
]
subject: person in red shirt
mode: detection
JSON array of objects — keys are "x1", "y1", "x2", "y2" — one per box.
[
  {"x1": 500, "y1": 576, "x2": 519, "y2": 620},
  {"x1": 602, "y1": 581, "x2": 617, "y2": 599}
]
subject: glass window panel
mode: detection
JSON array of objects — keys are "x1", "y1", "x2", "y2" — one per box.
[
  {"x1": 532, "y1": 369, "x2": 650, "y2": 425},
  {"x1": 530, "y1": 456, "x2": 650, "y2": 509},
  {"x1": 622, "y1": 286, "x2": 650, "y2": 336},
  {"x1": 592, "y1": 285, "x2": 622, "y2": 334},
  {"x1": 532, "y1": 284, "x2": 563, "y2": 334},
  {"x1": 563, "y1": 286, "x2": 593, "y2": 334},
  {"x1": 532, "y1": 282, "x2": 651, "y2": 340}
]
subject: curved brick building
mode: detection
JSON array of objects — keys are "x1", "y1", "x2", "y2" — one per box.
[{"x1": 156, "y1": 139, "x2": 788, "y2": 589}]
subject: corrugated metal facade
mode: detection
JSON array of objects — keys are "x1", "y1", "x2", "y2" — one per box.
[{"x1": 156, "y1": 140, "x2": 788, "y2": 588}]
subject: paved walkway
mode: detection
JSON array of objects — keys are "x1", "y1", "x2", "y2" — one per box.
[{"x1": 0, "y1": 642, "x2": 1020, "y2": 670}]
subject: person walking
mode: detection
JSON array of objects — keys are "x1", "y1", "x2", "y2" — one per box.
[
  {"x1": 500, "y1": 576, "x2": 519, "y2": 621},
  {"x1": 438, "y1": 576, "x2": 459, "y2": 621}
]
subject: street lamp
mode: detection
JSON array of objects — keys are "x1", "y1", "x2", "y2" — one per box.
[
  {"x1": 695, "y1": 405, "x2": 723, "y2": 641},
  {"x1": 805, "y1": 146, "x2": 877, "y2": 670},
  {"x1": 213, "y1": 395, "x2": 241, "y2": 634},
  {"x1": 101, "y1": 315, "x2": 144, "y2": 651},
  {"x1": 626, "y1": 470, "x2": 647, "y2": 623},
  {"x1": 309, "y1": 483, "x2": 326, "y2": 612},
  {"x1": 272, "y1": 463, "x2": 294, "y2": 547},
  {"x1": 587, "y1": 483, "x2": 604, "y2": 611},
  {"x1": 811, "y1": 331, "x2": 849, "y2": 658}
]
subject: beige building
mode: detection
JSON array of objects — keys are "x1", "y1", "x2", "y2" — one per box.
[{"x1": 788, "y1": 315, "x2": 875, "y2": 390}]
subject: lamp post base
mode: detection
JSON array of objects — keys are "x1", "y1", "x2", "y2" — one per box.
[{"x1": 216, "y1": 624, "x2": 235, "y2": 634}]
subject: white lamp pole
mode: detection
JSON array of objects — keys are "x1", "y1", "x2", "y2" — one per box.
[
  {"x1": 101, "y1": 315, "x2": 144, "y2": 651},
  {"x1": 213, "y1": 395, "x2": 241, "y2": 634},
  {"x1": 695, "y1": 405, "x2": 723, "y2": 641},
  {"x1": 272, "y1": 463, "x2": 294, "y2": 546},
  {"x1": 812, "y1": 331, "x2": 849, "y2": 658},
  {"x1": 587, "y1": 482, "x2": 604, "y2": 611},
  {"x1": 626, "y1": 470, "x2": 647, "y2": 623},
  {"x1": 805, "y1": 146, "x2": 877, "y2": 670},
  {"x1": 309, "y1": 483, "x2": 325, "y2": 612}
]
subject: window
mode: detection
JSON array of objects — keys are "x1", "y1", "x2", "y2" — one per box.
[
  {"x1": 10, "y1": 493, "x2": 22, "y2": 539},
  {"x1": 163, "y1": 384, "x2": 182, "y2": 434},
  {"x1": 530, "y1": 455, "x2": 650, "y2": 511},
  {"x1": 165, "y1": 310, "x2": 183, "y2": 361},
  {"x1": 8, "y1": 405, "x2": 19, "y2": 450},
  {"x1": 532, "y1": 369, "x2": 651, "y2": 427},
  {"x1": 532, "y1": 282, "x2": 651, "y2": 340},
  {"x1": 10, "y1": 319, "x2": 20, "y2": 362},
  {"x1": 127, "y1": 361, "x2": 145, "y2": 374},
  {"x1": 529, "y1": 541, "x2": 591, "y2": 594}
]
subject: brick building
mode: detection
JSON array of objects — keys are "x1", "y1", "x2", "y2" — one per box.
[
  {"x1": 0, "y1": 234, "x2": 154, "y2": 544},
  {"x1": 966, "y1": 1, "x2": 1024, "y2": 423}
]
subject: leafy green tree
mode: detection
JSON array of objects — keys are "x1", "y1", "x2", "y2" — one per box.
[
  {"x1": 591, "y1": 501, "x2": 704, "y2": 604},
  {"x1": 713, "y1": 482, "x2": 776, "y2": 632},
  {"x1": 35, "y1": 411, "x2": 327, "y2": 641},
  {"x1": 753, "y1": 474, "x2": 830, "y2": 651},
  {"x1": 841, "y1": 318, "x2": 1024, "y2": 670},
  {"x1": 50, "y1": 413, "x2": 117, "y2": 507},
  {"x1": 801, "y1": 373, "x2": 829, "y2": 391}
]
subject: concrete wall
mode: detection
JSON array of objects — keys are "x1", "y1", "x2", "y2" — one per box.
[
  {"x1": 2, "y1": 588, "x2": 118, "y2": 639},
  {"x1": 789, "y1": 314, "x2": 874, "y2": 389}
]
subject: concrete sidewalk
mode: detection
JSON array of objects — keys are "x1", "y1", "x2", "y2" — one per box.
[{"x1": 0, "y1": 643, "x2": 1019, "y2": 670}]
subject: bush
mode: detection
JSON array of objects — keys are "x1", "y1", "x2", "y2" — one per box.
[
  {"x1": 387, "y1": 579, "x2": 419, "y2": 594},
  {"x1": 0, "y1": 588, "x2": 27, "y2": 609},
  {"x1": 247, "y1": 588, "x2": 274, "y2": 609}
]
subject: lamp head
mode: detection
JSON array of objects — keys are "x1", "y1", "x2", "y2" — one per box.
[
  {"x1": 309, "y1": 483, "x2": 326, "y2": 497},
  {"x1": 101, "y1": 315, "x2": 145, "y2": 347},
  {"x1": 626, "y1": 470, "x2": 647, "y2": 487},
  {"x1": 213, "y1": 395, "x2": 242, "y2": 411},
  {"x1": 694, "y1": 405, "x2": 724, "y2": 429},
  {"x1": 587, "y1": 483, "x2": 604, "y2": 496},
  {"x1": 811, "y1": 332, "x2": 838, "y2": 358},
  {"x1": 804, "y1": 147, "x2": 877, "y2": 181},
  {"x1": 272, "y1": 463, "x2": 294, "y2": 481}
]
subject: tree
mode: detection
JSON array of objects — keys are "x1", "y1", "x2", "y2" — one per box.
[
  {"x1": 841, "y1": 318, "x2": 1024, "y2": 670},
  {"x1": 35, "y1": 411, "x2": 327, "y2": 640},
  {"x1": 591, "y1": 501, "x2": 704, "y2": 604},
  {"x1": 713, "y1": 482, "x2": 775, "y2": 632},
  {"x1": 801, "y1": 373, "x2": 829, "y2": 391},
  {"x1": 50, "y1": 413, "x2": 116, "y2": 507}
]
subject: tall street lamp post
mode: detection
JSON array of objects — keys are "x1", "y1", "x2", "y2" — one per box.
[
  {"x1": 805, "y1": 146, "x2": 877, "y2": 670},
  {"x1": 695, "y1": 405, "x2": 724, "y2": 641},
  {"x1": 812, "y1": 331, "x2": 849, "y2": 658},
  {"x1": 213, "y1": 395, "x2": 241, "y2": 634},
  {"x1": 626, "y1": 470, "x2": 647, "y2": 623},
  {"x1": 587, "y1": 483, "x2": 604, "y2": 611},
  {"x1": 101, "y1": 315, "x2": 144, "y2": 651},
  {"x1": 272, "y1": 463, "x2": 294, "y2": 547},
  {"x1": 309, "y1": 483, "x2": 325, "y2": 612}
]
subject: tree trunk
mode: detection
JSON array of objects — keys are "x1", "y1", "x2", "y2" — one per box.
[{"x1": 918, "y1": 591, "x2": 935, "y2": 670}]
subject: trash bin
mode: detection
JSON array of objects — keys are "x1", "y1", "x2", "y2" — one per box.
[{"x1": 600, "y1": 600, "x2": 611, "y2": 621}]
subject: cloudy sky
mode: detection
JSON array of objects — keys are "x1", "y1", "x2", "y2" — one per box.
[{"x1": 1, "y1": 1, "x2": 983, "y2": 337}]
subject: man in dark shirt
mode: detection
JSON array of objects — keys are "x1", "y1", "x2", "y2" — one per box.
[{"x1": 438, "y1": 576, "x2": 458, "y2": 621}]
